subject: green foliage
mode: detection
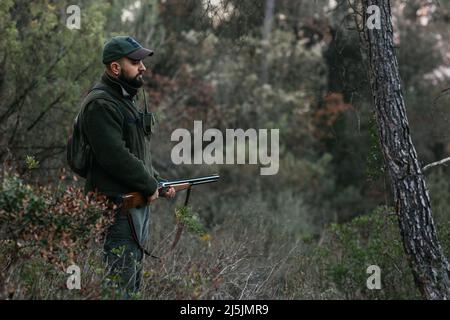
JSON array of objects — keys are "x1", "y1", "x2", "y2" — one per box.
[
  {"x1": 0, "y1": 0, "x2": 107, "y2": 175},
  {"x1": 288, "y1": 207, "x2": 450, "y2": 299},
  {"x1": 0, "y1": 169, "x2": 119, "y2": 299},
  {"x1": 0, "y1": 171, "x2": 114, "y2": 267},
  {"x1": 1, "y1": 0, "x2": 449, "y2": 300},
  {"x1": 25, "y1": 155, "x2": 40, "y2": 170},
  {"x1": 175, "y1": 205, "x2": 207, "y2": 237}
]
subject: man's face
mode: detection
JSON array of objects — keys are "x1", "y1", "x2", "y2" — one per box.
[{"x1": 117, "y1": 57, "x2": 147, "y2": 87}]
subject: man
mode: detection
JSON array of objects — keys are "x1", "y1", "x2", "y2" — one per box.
[{"x1": 79, "y1": 36, "x2": 175, "y2": 298}]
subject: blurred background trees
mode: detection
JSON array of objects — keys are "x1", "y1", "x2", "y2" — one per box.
[{"x1": 0, "y1": 0, "x2": 449, "y2": 299}]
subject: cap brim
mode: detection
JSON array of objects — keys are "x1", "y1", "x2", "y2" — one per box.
[{"x1": 127, "y1": 47, "x2": 154, "y2": 60}]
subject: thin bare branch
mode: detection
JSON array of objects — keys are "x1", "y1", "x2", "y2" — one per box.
[{"x1": 422, "y1": 157, "x2": 450, "y2": 172}]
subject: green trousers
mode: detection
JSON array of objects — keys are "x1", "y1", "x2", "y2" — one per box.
[{"x1": 103, "y1": 205, "x2": 150, "y2": 298}]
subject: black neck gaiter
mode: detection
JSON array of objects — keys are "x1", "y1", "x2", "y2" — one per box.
[{"x1": 103, "y1": 72, "x2": 140, "y2": 98}]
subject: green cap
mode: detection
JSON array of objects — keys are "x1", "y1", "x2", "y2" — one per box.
[{"x1": 102, "y1": 36, "x2": 154, "y2": 65}]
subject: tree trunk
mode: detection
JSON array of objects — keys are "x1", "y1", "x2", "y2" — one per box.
[{"x1": 358, "y1": 0, "x2": 450, "y2": 299}]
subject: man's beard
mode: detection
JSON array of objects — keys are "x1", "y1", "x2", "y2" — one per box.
[{"x1": 118, "y1": 71, "x2": 144, "y2": 88}]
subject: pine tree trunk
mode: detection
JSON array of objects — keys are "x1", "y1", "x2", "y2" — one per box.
[{"x1": 359, "y1": 0, "x2": 450, "y2": 299}]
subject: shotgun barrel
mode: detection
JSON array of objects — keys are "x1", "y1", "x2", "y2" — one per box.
[{"x1": 158, "y1": 174, "x2": 220, "y2": 188}]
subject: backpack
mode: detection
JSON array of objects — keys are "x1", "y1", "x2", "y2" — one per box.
[
  {"x1": 67, "y1": 111, "x2": 91, "y2": 178},
  {"x1": 66, "y1": 85, "x2": 120, "y2": 178}
]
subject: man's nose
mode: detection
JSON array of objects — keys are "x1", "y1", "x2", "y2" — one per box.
[{"x1": 139, "y1": 61, "x2": 146, "y2": 72}]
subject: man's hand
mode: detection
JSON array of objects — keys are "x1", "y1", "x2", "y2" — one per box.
[
  {"x1": 162, "y1": 187, "x2": 176, "y2": 199},
  {"x1": 147, "y1": 188, "x2": 159, "y2": 203}
]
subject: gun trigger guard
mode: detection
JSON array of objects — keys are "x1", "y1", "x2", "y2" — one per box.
[{"x1": 159, "y1": 186, "x2": 169, "y2": 197}]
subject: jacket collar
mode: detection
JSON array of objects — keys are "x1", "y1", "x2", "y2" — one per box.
[{"x1": 101, "y1": 72, "x2": 139, "y2": 99}]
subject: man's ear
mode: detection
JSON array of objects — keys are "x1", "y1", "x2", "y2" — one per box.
[{"x1": 110, "y1": 61, "x2": 121, "y2": 76}]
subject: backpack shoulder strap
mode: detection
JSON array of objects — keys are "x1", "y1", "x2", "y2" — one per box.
[
  {"x1": 76, "y1": 84, "x2": 131, "y2": 149},
  {"x1": 80, "y1": 84, "x2": 129, "y2": 120},
  {"x1": 82, "y1": 84, "x2": 117, "y2": 107}
]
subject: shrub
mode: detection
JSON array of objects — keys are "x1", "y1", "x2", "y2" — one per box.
[
  {"x1": 286, "y1": 206, "x2": 450, "y2": 299},
  {"x1": 0, "y1": 170, "x2": 115, "y2": 299}
]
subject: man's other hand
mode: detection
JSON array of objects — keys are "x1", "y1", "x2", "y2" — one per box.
[
  {"x1": 163, "y1": 187, "x2": 176, "y2": 199},
  {"x1": 148, "y1": 189, "x2": 159, "y2": 203}
]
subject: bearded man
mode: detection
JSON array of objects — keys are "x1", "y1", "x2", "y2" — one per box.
[{"x1": 79, "y1": 36, "x2": 175, "y2": 298}]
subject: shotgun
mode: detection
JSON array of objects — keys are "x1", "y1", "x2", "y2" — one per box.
[{"x1": 121, "y1": 174, "x2": 220, "y2": 210}]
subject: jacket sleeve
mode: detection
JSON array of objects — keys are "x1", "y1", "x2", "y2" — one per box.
[
  {"x1": 83, "y1": 98, "x2": 158, "y2": 198},
  {"x1": 152, "y1": 165, "x2": 164, "y2": 181}
]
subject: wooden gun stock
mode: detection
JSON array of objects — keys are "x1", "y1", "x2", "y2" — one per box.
[{"x1": 122, "y1": 192, "x2": 146, "y2": 210}]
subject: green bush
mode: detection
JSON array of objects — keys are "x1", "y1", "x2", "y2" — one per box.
[
  {"x1": 0, "y1": 171, "x2": 115, "y2": 298},
  {"x1": 287, "y1": 206, "x2": 450, "y2": 299}
]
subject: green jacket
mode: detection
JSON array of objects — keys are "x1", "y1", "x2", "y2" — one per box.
[{"x1": 81, "y1": 73, "x2": 160, "y2": 199}]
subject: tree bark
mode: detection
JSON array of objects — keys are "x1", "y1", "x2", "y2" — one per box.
[{"x1": 358, "y1": 0, "x2": 450, "y2": 299}]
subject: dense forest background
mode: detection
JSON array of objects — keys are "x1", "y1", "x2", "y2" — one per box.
[{"x1": 0, "y1": 0, "x2": 449, "y2": 299}]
